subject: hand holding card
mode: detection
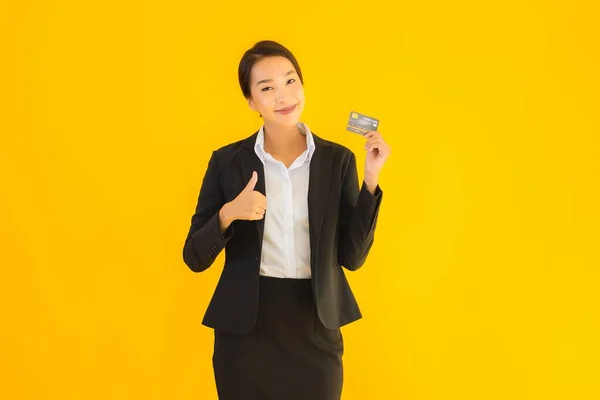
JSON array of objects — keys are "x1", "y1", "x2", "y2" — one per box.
[
  {"x1": 346, "y1": 111, "x2": 391, "y2": 193},
  {"x1": 363, "y1": 130, "x2": 391, "y2": 190}
]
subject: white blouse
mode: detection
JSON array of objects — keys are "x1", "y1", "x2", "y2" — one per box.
[{"x1": 254, "y1": 121, "x2": 316, "y2": 279}]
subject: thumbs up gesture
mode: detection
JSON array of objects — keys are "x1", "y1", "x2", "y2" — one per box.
[{"x1": 219, "y1": 171, "x2": 267, "y2": 232}]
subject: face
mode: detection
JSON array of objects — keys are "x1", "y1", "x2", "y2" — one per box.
[{"x1": 247, "y1": 56, "x2": 305, "y2": 127}]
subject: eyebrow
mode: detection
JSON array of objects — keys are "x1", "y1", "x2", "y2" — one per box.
[{"x1": 255, "y1": 70, "x2": 296, "y2": 86}]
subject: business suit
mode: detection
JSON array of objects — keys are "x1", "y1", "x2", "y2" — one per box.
[
  {"x1": 183, "y1": 128, "x2": 383, "y2": 333},
  {"x1": 182, "y1": 128, "x2": 383, "y2": 399}
]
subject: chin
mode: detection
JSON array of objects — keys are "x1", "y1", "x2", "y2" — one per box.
[
  {"x1": 267, "y1": 114, "x2": 302, "y2": 127},
  {"x1": 273, "y1": 118, "x2": 300, "y2": 127}
]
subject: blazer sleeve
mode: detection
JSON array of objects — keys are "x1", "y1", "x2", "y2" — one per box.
[
  {"x1": 182, "y1": 150, "x2": 234, "y2": 272},
  {"x1": 337, "y1": 151, "x2": 383, "y2": 271}
]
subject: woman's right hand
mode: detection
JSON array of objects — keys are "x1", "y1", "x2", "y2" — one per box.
[{"x1": 218, "y1": 171, "x2": 267, "y2": 232}]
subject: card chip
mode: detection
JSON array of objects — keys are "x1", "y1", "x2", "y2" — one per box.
[{"x1": 346, "y1": 110, "x2": 379, "y2": 136}]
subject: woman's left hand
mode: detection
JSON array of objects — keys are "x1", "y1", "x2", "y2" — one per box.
[{"x1": 363, "y1": 131, "x2": 391, "y2": 186}]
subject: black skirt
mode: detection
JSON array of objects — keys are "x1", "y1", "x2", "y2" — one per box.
[{"x1": 212, "y1": 275, "x2": 344, "y2": 400}]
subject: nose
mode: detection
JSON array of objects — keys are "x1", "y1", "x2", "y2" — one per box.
[{"x1": 276, "y1": 86, "x2": 293, "y2": 103}]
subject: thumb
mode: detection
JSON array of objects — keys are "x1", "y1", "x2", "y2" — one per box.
[{"x1": 244, "y1": 171, "x2": 258, "y2": 191}]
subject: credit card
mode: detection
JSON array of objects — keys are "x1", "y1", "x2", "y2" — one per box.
[{"x1": 346, "y1": 111, "x2": 379, "y2": 135}]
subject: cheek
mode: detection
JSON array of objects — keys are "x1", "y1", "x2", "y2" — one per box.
[
  {"x1": 294, "y1": 86, "x2": 305, "y2": 102},
  {"x1": 253, "y1": 93, "x2": 272, "y2": 109},
  {"x1": 259, "y1": 95, "x2": 275, "y2": 109}
]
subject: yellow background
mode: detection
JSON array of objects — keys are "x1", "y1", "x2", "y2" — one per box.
[{"x1": 1, "y1": 0, "x2": 599, "y2": 399}]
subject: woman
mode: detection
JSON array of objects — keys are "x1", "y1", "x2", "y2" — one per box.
[{"x1": 182, "y1": 40, "x2": 391, "y2": 400}]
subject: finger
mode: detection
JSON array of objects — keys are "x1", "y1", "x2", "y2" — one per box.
[
  {"x1": 253, "y1": 200, "x2": 267, "y2": 210},
  {"x1": 256, "y1": 192, "x2": 267, "y2": 201},
  {"x1": 364, "y1": 131, "x2": 378, "y2": 139},
  {"x1": 370, "y1": 143, "x2": 391, "y2": 156},
  {"x1": 248, "y1": 210, "x2": 264, "y2": 221},
  {"x1": 375, "y1": 146, "x2": 390, "y2": 157},
  {"x1": 253, "y1": 193, "x2": 267, "y2": 208},
  {"x1": 366, "y1": 140, "x2": 383, "y2": 151},
  {"x1": 365, "y1": 138, "x2": 381, "y2": 148},
  {"x1": 365, "y1": 135, "x2": 386, "y2": 148},
  {"x1": 383, "y1": 142, "x2": 391, "y2": 153},
  {"x1": 368, "y1": 144, "x2": 389, "y2": 156},
  {"x1": 244, "y1": 171, "x2": 258, "y2": 191},
  {"x1": 366, "y1": 133, "x2": 384, "y2": 142},
  {"x1": 254, "y1": 205, "x2": 266, "y2": 214}
]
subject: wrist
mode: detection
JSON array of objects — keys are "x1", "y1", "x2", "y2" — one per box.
[
  {"x1": 364, "y1": 174, "x2": 379, "y2": 193},
  {"x1": 219, "y1": 203, "x2": 234, "y2": 228}
]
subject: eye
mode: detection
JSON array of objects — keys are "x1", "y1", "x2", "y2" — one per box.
[{"x1": 260, "y1": 79, "x2": 295, "y2": 92}]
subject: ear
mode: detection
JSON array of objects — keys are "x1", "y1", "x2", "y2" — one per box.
[{"x1": 247, "y1": 97, "x2": 257, "y2": 112}]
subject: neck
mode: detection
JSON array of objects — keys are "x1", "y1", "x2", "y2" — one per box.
[{"x1": 263, "y1": 121, "x2": 306, "y2": 155}]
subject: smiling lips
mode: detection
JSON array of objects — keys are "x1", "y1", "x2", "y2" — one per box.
[{"x1": 275, "y1": 104, "x2": 297, "y2": 114}]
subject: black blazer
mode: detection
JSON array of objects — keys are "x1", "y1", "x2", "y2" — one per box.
[{"x1": 182, "y1": 129, "x2": 383, "y2": 334}]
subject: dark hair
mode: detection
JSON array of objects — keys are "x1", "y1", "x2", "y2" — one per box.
[{"x1": 238, "y1": 40, "x2": 304, "y2": 99}]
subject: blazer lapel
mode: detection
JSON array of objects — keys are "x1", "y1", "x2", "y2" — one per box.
[
  {"x1": 240, "y1": 131, "x2": 266, "y2": 246},
  {"x1": 308, "y1": 133, "x2": 332, "y2": 271}
]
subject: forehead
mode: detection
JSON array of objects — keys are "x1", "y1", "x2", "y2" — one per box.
[{"x1": 250, "y1": 56, "x2": 296, "y2": 82}]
